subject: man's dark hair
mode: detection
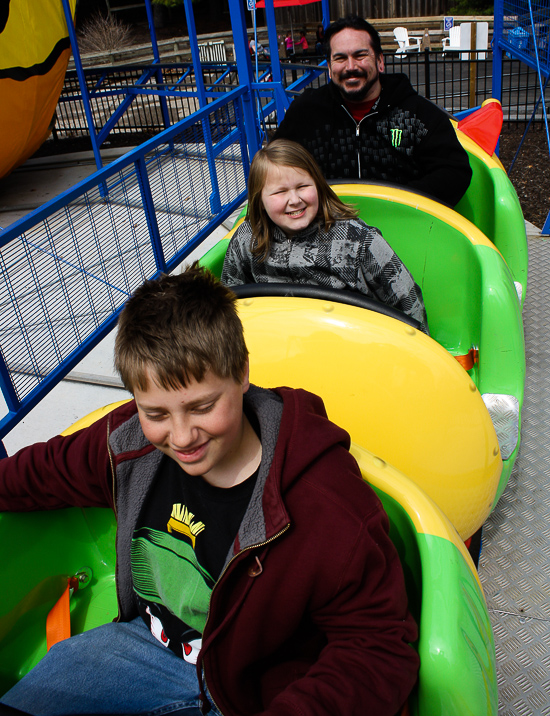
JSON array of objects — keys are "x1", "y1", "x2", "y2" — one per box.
[{"x1": 324, "y1": 15, "x2": 383, "y2": 58}]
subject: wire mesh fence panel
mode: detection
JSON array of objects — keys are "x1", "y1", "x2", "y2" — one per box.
[
  {"x1": 0, "y1": 168, "x2": 157, "y2": 404},
  {"x1": 0, "y1": 92, "x2": 249, "y2": 445},
  {"x1": 144, "y1": 105, "x2": 246, "y2": 260},
  {"x1": 500, "y1": 0, "x2": 550, "y2": 72}
]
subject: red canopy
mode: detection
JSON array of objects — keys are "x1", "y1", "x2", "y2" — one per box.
[{"x1": 254, "y1": 0, "x2": 320, "y2": 7}]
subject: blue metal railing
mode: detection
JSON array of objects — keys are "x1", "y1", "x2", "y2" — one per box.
[
  {"x1": 0, "y1": 88, "x2": 251, "y2": 456},
  {"x1": 0, "y1": 0, "x2": 325, "y2": 455},
  {"x1": 51, "y1": 60, "x2": 324, "y2": 140},
  {"x1": 493, "y1": 0, "x2": 550, "y2": 230}
]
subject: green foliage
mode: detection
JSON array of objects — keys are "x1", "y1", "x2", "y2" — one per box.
[
  {"x1": 447, "y1": 0, "x2": 493, "y2": 14},
  {"x1": 152, "y1": 0, "x2": 181, "y2": 7}
]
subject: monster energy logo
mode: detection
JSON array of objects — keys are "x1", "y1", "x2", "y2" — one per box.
[{"x1": 390, "y1": 128, "x2": 403, "y2": 147}]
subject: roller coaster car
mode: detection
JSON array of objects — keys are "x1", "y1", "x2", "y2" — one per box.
[
  {"x1": 0, "y1": 405, "x2": 497, "y2": 716},
  {"x1": 200, "y1": 181, "x2": 525, "y2": 540},
  {"x1": 0, "y1": 147, "x2": 518, "y2": 715}
]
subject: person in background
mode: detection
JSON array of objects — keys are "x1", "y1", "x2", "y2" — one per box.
[
  {"x1": 294, "y1": 28, "x2": 309, "y2": 54},
  {"x1": 284, "y1": 31, "x2": 294, "y2": 57},
  {"x1": 315, "y1": 24, "x2": 325, "y2": 54},
  {"x1": 249, "y1": 37, "x2": 269, "y2": 61},
  {"x1": 274, "y1": 15, "x2": 472, "y2": 207}
]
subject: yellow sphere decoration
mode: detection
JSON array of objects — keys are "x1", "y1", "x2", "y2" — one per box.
[{"x1": 0, "y1": 0, "x2": 76, "y2": 180}]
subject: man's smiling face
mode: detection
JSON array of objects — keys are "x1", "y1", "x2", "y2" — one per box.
[{"x1": 328, "y1": 28, "x2": 385, "y2": 103}]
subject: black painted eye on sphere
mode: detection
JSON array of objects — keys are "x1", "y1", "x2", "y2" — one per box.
[{"x1": 0, "y1": 0, "x2": 10, "y2": 35}]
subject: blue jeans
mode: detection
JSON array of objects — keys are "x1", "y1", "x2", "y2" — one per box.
[{"x1": 0, "y1": 618, "x2": 221, "y2": 716}]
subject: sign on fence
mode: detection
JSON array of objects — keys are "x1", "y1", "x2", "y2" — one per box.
[{"x1": 444, "y1": 16, "x2": 454, "y2": 31}]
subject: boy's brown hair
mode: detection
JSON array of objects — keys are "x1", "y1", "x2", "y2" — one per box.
[
  {"x1": 114, "y1": 263, "x2": 248, "y2": 393},
  {"x1": 247, "y1": 139, "x2": 357, "y2": 260}
]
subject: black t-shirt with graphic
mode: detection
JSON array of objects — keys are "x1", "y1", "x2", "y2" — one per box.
[{"x1": 132, "y1": 454, "x2": 258, "y2": 662}]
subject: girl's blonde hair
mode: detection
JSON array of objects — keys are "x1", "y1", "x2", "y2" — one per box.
[{"x1": 247, "y1": 139, "x2": 357, "y2": 260}]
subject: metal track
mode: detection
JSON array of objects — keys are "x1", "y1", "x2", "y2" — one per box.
[{"x1": 479, "y1": 234, "x2": 550, "y2": 715}]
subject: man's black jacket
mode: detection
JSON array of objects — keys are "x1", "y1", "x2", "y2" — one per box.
[{"x1": 273, "y1": 73, "x2": 472, "y2": 207}]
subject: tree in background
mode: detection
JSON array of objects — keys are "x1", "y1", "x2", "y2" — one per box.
[{"x1": 447, "y1": 0, "x2": 493, "y2": 15}]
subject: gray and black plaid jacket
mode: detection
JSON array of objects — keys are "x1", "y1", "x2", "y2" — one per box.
[{"x1": 221, "y1": 218, "x2": 428, "y2": 333}]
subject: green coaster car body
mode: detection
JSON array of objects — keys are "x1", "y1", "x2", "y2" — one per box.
[{"x1": 455, "y1": 126, "x2": 528, "y2": 307}]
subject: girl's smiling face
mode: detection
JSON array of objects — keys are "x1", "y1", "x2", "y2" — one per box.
[{"x1": 260, "y1": 163, "x2": 320, "y2": 236}]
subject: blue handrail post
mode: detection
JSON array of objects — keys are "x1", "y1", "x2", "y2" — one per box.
[
  {"x1": 135, "y1": 157, "x2": 167, "y2": 273},
  {"x1": 182, "y1": 0, "x2": 222, "y2": 213},
  {"x1": 264, "y1": 0, "x2": 291, "y2": 120},
  {"x1": 321, "y1": 0, "x2": 330, "y2": 31},
  {"x1": 492, "y1": 0, "x2": 504, "y2": 104},
  {"x1": 0, "y1": 347, "x2": 20, "y2": 458},
  {"x1": 0, "y1": 354, "x2": 20, "y2": 419},
  {"x1": 60, "y1": 0, "x2": 105, "y2": 177},
  {"x1": 228, "y1": 0, "x2": 262, "y2": 159},
  {"x1": 143, "y1": 0, "x2": 162, "y2": 63},
  {"x1": 144, "y1": 0, "x2": 172, "y2": 132},
  {"x1": 182, "y1": 0, "x2": 208, "y2": 109}
]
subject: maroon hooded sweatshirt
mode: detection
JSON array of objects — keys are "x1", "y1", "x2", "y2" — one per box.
[{"x1": 0, "y1": 385, "x2": 418, "y2": 716}]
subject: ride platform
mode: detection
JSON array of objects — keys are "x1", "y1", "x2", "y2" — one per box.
[{"x1": 479, "y1": 231, "x2": 550, "y2": 715}]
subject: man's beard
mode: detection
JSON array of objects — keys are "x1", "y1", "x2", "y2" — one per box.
[{"x1": 335, "y1": 69, "x2": 379, "y2": 102}]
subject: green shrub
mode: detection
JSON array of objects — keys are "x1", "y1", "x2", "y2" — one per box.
[
  {"x1": 152, "y1": 0, "x2": 181, "y2": 7},
  {"x1": 447, "y1": 0, "x2": 494, "y2": 15},
  {"x1": 78, "y1": 12, "x2": 133, "y2": 53}
]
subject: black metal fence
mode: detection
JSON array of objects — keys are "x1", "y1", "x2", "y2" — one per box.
[
  {"x1": 49, "y1": 51, "x2": 547, "y2": 146},
  {"x1": 388, "y1": 51, "x2": 548, "y2": 124},
  {"x1": 280, "y1": 51, "x2": 547, "y2": 122},
  {"x1": 52, "y1": 63, "x2": 240, "y2": 140}
]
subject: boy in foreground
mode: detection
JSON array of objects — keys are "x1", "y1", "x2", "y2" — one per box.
[{"x1": 0, "y1": 264, "x2": 418, "y2": 716}]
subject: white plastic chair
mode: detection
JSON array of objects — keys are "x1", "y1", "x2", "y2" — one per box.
[
  {"x1": 474, "y1": 22, "x2": 489, "y2": 60},
  {"x1": 442, "y1": 23, "x2": 488, "y2": 61},
  {"x1": 393, "y1": 27, "x2": 422, "y2": 53},
  {"x1": 442, "y1": 25, "x2": 461, "y2": 54}
]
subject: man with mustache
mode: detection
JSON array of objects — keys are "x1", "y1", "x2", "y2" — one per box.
[{"x1": 273, "y1": 15, "x2": 472, "y2": 207}]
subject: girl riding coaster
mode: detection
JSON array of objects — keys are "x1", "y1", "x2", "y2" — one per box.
[{"x1": 221, "y1": 139, "x2": 429, "y2": 334}]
